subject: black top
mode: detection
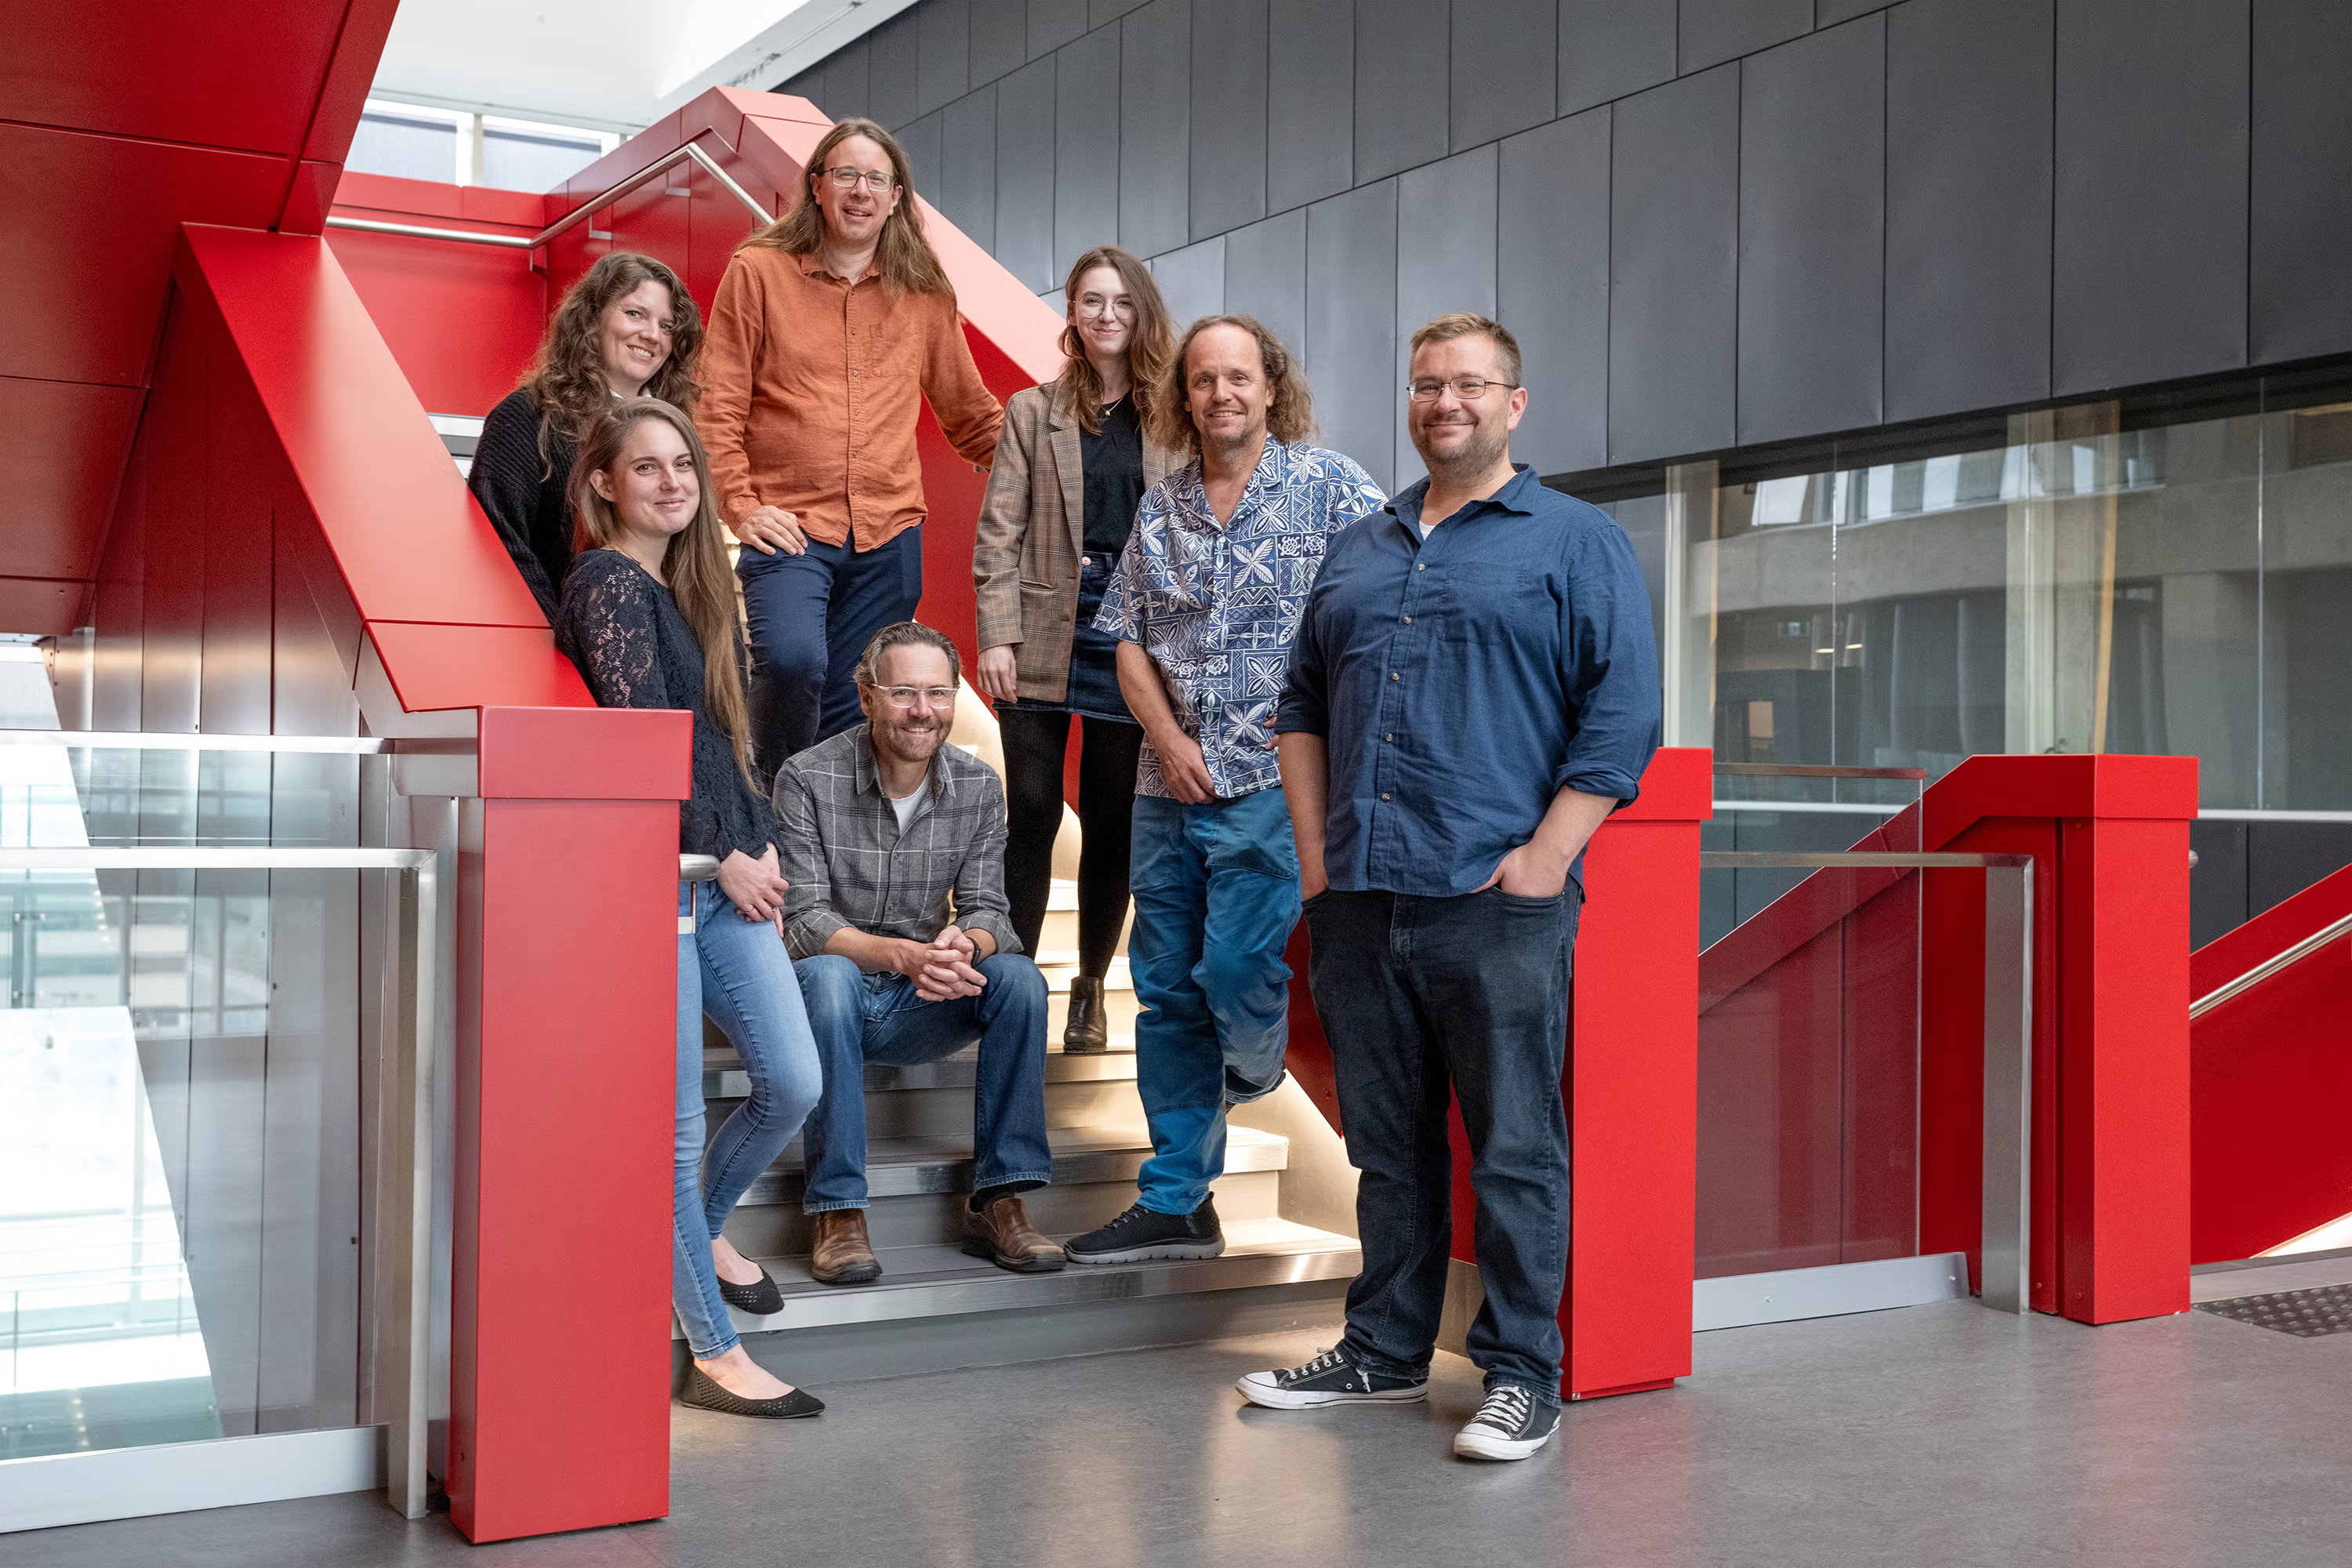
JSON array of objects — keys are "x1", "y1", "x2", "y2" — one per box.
[
  {"x1": 554, "y1": 550, "x2": 776, "y2": 862},
  {"x1": 469, "y1": 387, "x2": 576, "y2": 622},
  {"x1": 1078, "y1": 395, "x2": 1146, "y2": 557}
]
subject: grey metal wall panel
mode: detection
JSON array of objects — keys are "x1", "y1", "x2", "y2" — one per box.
[
  {"x1": 1095, "y1": 0, "x2": 1150, "y2": 22},
  {"x1": 1499, "y1": 107, "x2": 1610, "y2": 475},
  {"x1": 996, "y1": 57, "x2": 1058, "y2": 288},
  {"x1": 1677, "y1": 0, "x2": 1811, "y2": 74},
  {"x1": 1031, "y1": 0, "x2": 1089, "y2": 57},
  {"x1": 870, "y1": 11, "x2": 924, "y2": 128},
  {"x1": 899, "y1": 110, "x2": 946, "y2": 201},
  {"x1": 1055, "y1": 27, "x2": 1124, "y2": 280},
  {"x1": 2052, "y1": 0, "x2": 2249, "y2": 394},
  {"x1": 1394, "y1": 144, "x2": 1498, "y2": 488},
  {"x1": 1354, "y1": 0, "x2": 1448, "y2": 184},
  {"x1": 2250, "y1": 0, "x2": 2352, "y2": 365},
  {"x1": 1737, "y1": 16, "x2": 1885, "y2": 446},
  {"x1": 826, "y1": 39, "x2": 873, "y2": 122},
  {"x1": 783, "y1": 67, "x2": 824, "y2": 106},
  {"x1": 1609, "y1": 67, "x2": 1738, "y2": 464},
  {"x1": 1816, "y1": 0, "x2": 1893, "y2": 23},
  {"x1": 1305, "y1": 178, "x2": 1398, "y2": 489},
  {"x1": 941, "y1": 86, "x2": 1000, "y2": 250},
  {"x1": 1225, "y1": 208, "x2": 1308, "y2": 357},
  {"x1": 1886, "y1": 0, "x2": 2053, "y2": 423},
  {"x1": 1190, "y1": 0, "x2": 1269, "y2": 239},
  {"x1": 971, "y1": 0, "x2": 1029, "y2": 84},
  {"x1": 1152, "y1": 234, "x2": 1229, "y2": 325},
  {"x1": 920, "y1": 0, "x2": 972, "y2": 115},
  {"x1": 1558, "y1": 0, "x2": 1673, "y2": 116},
  {"x1": 1267, "y1": 0, "x2": 1352, "y2": 211},
  {"x1": 1450, "y1": 0, "x2": 1553, "y2": 150},
  {"x1": 2249, "y1": 820, "x2": 2352, "y2": 917},
  {"x1": 1120, "y1": 0, "x2": 1191, "y2": 258}
]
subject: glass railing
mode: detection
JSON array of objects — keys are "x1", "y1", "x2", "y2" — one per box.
[{"x1": 0, "y1": 728, "x2": 441, "y2": 1519}]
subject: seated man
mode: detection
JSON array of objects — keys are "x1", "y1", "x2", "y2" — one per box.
[{"x1": 775, "y1": 621, "x2": 1062, "y2": 1283}]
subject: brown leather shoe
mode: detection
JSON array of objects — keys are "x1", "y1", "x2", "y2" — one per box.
[
  {"x1": 808, "y1": 1209, "x2": 881, "y2": 1285},
  {"x1": 960, "y1": 1194, "x2": 1066, "y2": 1274}
]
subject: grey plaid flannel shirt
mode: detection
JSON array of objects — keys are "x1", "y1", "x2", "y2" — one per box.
[{"x1": 771, "y1": 724, "x2": 1023, "y2": 962}]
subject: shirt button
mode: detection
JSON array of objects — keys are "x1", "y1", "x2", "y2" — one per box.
[
  {"x1": 1384, "y1": 733, "x2": 1392, "y2": 742},
  {"x1": 1403, "y1": 615, "x2": 1412, "y2": 624},
  {"x1": 1381, "y1": 793, "x2": 1391, "y2": 800},
  {"x1": 1390, "y1": 673, "x2": 1400, "y2": 682},
  {"x1": 852, "y1": 368, "x2": 862, "y2": 377},
  {"x1": 1417, "y1": 563, "x2": 1426, "y2": 572}
]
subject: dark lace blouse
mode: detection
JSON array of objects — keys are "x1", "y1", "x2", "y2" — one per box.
[{"x1": 554, "y1": 549, "x2": 775, "y2": 862}]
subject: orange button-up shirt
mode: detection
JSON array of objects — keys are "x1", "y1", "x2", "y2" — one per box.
[{"x1": 699, "y1": 246, "x2": 1003, "y2": 551}]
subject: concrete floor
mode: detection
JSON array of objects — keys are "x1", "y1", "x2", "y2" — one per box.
[{"x1": 14, "y1": 1293, "x2": 2352, "y2": 1567}]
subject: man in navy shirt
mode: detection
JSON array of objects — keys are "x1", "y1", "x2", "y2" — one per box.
[{"x1": 1243, "y1": 314, "x2": 1661, "y2": 1463}]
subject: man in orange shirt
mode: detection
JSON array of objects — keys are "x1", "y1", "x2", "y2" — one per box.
[{"x1": 701, "y1": 117, "x2": 1003, "y2": 771}]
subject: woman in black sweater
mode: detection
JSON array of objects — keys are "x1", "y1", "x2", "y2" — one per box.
[
  {"x1": 554, "y1": 398, "x2": 823, "y2": 1420},
  {"x1": 472, "y1": 252, "x2": 704, "y2": 620}
]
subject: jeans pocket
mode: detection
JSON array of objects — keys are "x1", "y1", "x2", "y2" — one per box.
[{"x1": 1490, "y1": 887, "x2": 1567, "y2": 909}]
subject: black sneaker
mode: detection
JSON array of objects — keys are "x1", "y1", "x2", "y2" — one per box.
[
  {"x1": 1236, "y1": 1345, "x2": 1428, "y2": 1410},
  {"x1": 1452, "y1": 1384, "x2": 1559, "y2": 1461},
  {"x1": 1064, "y1": 1196, "x2": 1225, "y2": 1264}
]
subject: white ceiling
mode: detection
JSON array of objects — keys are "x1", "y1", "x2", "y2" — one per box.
[{"x1": 370, "y1": 0, "x2": 912, "y2": 132}]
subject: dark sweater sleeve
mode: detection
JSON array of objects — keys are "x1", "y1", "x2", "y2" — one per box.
[{"x1": 469, "y1": 390, "x2": 563, "y2": 622}]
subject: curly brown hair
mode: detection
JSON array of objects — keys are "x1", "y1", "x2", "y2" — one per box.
[
  {"x1": 1149, "y1": 314, "x2": 1316, "y2": 459},
  {"x1": 568, "y1": 400, "x2": 753, "y2": 782},
  {"x1": 1052, "y1": 245, "x2": 1175, "y2": 436},
  {"x1": 522, "y1": 252, "x2": 703, "y2": 470},
  {"x1": 740, "y1": 118, "x2": 951, "y2": 298}
]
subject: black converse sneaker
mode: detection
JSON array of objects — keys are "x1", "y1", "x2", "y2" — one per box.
[
  {"x1": 1064, "y1": 1196, "x2": 1225, "y2": 1264},
  {"x1": 1452, "y1": 1384, "x2": 1560, "y2": 1461},
  {"x1": 1236, "y1": 1345, "x2": 1429, "y2": 1409}
]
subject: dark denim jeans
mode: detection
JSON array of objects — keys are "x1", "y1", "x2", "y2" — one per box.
[
  {"x1": 737, "y1": 526, "x2": 924, "y2": 770},
  {"x1": 1305, "y1": 883, "x2": 1582, "y2": 1403},
  {"x1": 1127, "y1": 789, "x2": 1300, "y2": 1216},
  {"x1": 793, "y1": 951, "x2": 1052, "y2": 1210}
]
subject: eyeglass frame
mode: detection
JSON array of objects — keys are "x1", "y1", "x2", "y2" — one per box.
[
  {"x1": 822, "y1": 166, "x2": 900, "y2": 193},
  {"x1": 1405, "y1": 375, "x2": 1522, "y2": 402},
  {"x1": 864, "y1": 683, "x2": 959, "y2": 710}
]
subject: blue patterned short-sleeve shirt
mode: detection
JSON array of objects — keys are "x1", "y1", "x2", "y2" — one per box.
[{"x1": 1094, "y1": 438, "x2": 1387, "y2": 799}]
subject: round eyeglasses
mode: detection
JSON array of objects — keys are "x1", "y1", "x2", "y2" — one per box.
[
  {"x1": 1407, "y1": 376, "x2": 1519, "y2": 402},
  {"x1": 826, "y1": 167, "x2": 898, "y2": 193}
]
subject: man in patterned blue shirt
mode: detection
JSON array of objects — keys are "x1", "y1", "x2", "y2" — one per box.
[{"x1": 1063, "y1": 315, "x2": 1386, "y2": 1266}]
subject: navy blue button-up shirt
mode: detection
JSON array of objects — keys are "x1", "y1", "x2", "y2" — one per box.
[{"x1": 1275, "y1": 465, "x2": 1661, "y2": 897}]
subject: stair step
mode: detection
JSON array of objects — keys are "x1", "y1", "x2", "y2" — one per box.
[
  {"x1": 695, "y1": 1218, "x2": 1359, "y2": 1337},
  {"x1": 735, "y1": 1123, "x2": 1288, "y2": 1209},
  {"x1": 705, "y1": 1042, "x2": 1138, "y2": 1099}
]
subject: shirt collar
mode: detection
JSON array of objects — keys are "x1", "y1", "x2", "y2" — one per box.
[
  {"x1": 1174, "y1": 437, "x2": 1290, "y2": 528},
  {"x1": 793, "y1": 248, "x2": 880, "y2": 286},
  {"x1": 1386, "y1": 462, "x2": 1542, "y2": 533}
]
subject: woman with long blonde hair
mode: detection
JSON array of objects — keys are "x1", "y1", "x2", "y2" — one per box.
[
  {"x1": 971, "y1": 245, "x2": 1180, "y2": 1053},
  {"x1": 554, "y1": 398, "x2": 825, "y2": 1420}
]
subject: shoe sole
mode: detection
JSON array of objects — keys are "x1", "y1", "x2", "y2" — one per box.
[
  {"x1": 1065, "y1": 1239, "x2": 1226, "y2": 1265},
  {"x1": 1235, "y1": 1376, "x2": 1429, "y2": 1410},
  {"x1": 810, "y1": 1261, "x2": 882, "y2": 1286},
  {"x1": 1452, "y1": 1428, "x2": 1555, "y2": 1461},
  {"x1": 959, "y1": 1240, "x2": 1067, "y2": 1272}
]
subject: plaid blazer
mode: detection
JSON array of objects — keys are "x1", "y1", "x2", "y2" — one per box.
[{"x1": 971, "y1": 383, "x2": 1178, "y2": 704}]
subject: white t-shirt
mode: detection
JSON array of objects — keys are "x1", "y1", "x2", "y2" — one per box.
[{"x1": 889, "y1": 775, "x2": 931, "y2": 834}]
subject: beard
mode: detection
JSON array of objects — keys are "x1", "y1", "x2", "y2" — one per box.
[
  {"x1": 1414, "y1": 410, "x2": 1511, "y2": 481},
  {"x1": 873, "y1": 710, "x2": 945, "y2": 766}
]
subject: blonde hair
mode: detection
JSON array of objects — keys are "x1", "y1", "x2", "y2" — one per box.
[
  {"x1": 568, "y1": 400, "x2": 755, "y2": 781},
  {"x1": 739, "y1": 118, "x2": 951, "y2": 297},
  {"x1": 1053, "y1": 245, "x2": 1176, "y2": 436}
]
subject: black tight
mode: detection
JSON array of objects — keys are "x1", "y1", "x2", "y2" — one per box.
[{"x1": 996, "y1": 707, "x2": 1144, "y2": 978}]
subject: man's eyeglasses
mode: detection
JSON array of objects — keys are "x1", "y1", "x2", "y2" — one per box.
[
  {"x1": 870, "y1": 685, "x2": 956, "y2": 709},
  {"x1": 825, "y1": 166, "x2": 898, "y2": 193},
  {"x1": 1407, "y1": 376, "x2": 1519, "y2": 402}
]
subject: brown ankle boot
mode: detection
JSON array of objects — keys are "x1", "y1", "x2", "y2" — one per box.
[
  {"x1": 808, "y1": 1209, "x2": 881, "y2": 1285},
  {"x1": 960, "y1": 1194, "x2": 1066, "y2": 1273}
]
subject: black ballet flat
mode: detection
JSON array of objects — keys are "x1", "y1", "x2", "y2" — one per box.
[
  {"x1": 681, "y1": 1364, "x2": 824, "y2": 1419},
  {"x1": 717, "y1": 1265, "x2": 783, "y2": 1316}
]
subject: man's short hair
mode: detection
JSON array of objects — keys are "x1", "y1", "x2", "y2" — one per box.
[
  {"x1": 1150, "y1": 314, "x2": 1316, "y2": 458},
  {"x1": 1408, "y1": 313, "x2": 1523, "y2": 388},
  {"x1": 855, "y1": 621, "x2": 963, "y2": 688}
]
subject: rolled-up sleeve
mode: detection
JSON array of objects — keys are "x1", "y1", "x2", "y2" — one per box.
[
  {"x1": 772, "y1": 764, "x2": 851, "y2": 959},
  {"x1": 1553, "y1": 524, "x2": 1662, "y2": 808},
  {"x1": 951, "y1": 773, "x2": 1022, "y2": 956}
]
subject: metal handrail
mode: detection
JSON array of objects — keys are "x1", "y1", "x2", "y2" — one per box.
[
  {"x1": 0, "y1": 844, "x2": 441, "y2": 1519},
  {"x1": 1714, "y1": 763, "x2": 1928, "y2": 781},
  {"x1": 0, "y1": 728, "x2": 389, "y2": 753},
  {"x1": 681, "y1": 854, "x2": 720, "y2": 881},
  {"x1": 323, "y1": 139, "x2": 772, "y2": 251},
  {"x1": 2191, "y1": 910, "x2": 2352, "y2": 1021},
  {"x1": 1702, "y1": 851, "x2": 2009, "y2": 869}
]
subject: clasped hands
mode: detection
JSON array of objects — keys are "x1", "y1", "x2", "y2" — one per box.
[{"x1": 893, "y1": 924, "x2": 989, "y2": 1002}]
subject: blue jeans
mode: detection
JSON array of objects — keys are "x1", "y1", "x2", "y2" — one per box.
[
  {"x1": 1127, "y1": 789, "x2": 1300, "y2": 1216},
  {"x1": 675, "y1": 881, "x2": 824, "y2": 1359},
  {"x1": 794, "y1": 952, "x2": 1052, "y2": 1210},
  {"x1": 1304, "y1": 884, "x2": 1582, "y2": 1404},
  {"x1": 737, "y1": 526, "x2": 924, "y2": 771}
]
